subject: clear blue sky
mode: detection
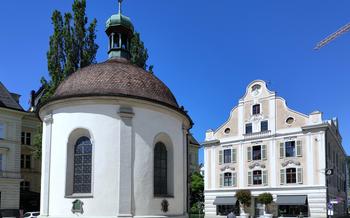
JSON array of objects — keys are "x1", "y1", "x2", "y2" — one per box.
[{"x1": 1, "y1": 1, "x2": 349, "y2": 163}]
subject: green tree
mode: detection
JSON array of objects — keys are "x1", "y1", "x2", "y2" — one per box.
[
  {"x1": 190, "y1": 172, "x2": 204, "y2": 210},
  {"x1": 34, "y1": 1, "x2": 152, "y2": 159},
  {"x1": 235, "y1": 190, "x2": 252, "y2": 214},
  {"x1": 33, "y1": 0, "x2": 98, "y2": 159},
  {"x1": 41, "y1": 0, "x2": 98, "y2": 103},
  {"x1": 130, "y1": 32, "x2": 152, "y2": 71},
  {"x1": 257, "y1": 193, "x2": 273, "y2": 214}
]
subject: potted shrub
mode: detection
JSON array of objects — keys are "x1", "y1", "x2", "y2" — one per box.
[
  {"x1": 257, "y1": 193, "x2": 273, "y2": 218},
  {"x1": 235, "y1": 190, "x2": 251, "y2": 218}
]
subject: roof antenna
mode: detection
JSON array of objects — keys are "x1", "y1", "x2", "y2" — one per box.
[{"x1": 118, "y1": 0, "x2": 123, "y2": 14}]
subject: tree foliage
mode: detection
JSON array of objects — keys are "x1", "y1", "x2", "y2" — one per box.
[
  {"x1": 33, "y1": 0, "x2": 98, "y2": 159},
  {"x1": 235, "y1": 190, "x2": 252, "y2": 207},
  {"x1": 34, "y1": 1, "x2": 153, "y2": 159},
  {"x1": 40, "y1": 0, "x2": 98, "y2": 103},
  {"x1": 190, "y1": 172, "x2": 204, "y2": 210},
  {"x1": 130, "y1": 32, "x2": 149, "y2": 70},
  {"x1": 257, "y1": 193, "x2": 273, "y2": 206}
]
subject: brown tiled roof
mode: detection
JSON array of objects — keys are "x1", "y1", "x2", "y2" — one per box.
[{"x1": 51, "y1": 58, "x2": 179, "y2": 109}]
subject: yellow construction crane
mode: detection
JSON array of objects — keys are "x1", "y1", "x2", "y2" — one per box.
[{"x1": 315, "y1": 22, "x2": 350, "y2": 50}]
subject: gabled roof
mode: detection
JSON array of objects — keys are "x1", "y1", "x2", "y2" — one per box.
[{"x1": 0, "y1": 82, "x2": 24, "y2": 111}]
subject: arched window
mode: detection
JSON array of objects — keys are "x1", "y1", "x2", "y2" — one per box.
[
  {"x1": 154, "y1": 142, "x2": 167, "y2": 196},
  {"x1": 73, "y1": 136, "x2": 92, "y2": 194}
]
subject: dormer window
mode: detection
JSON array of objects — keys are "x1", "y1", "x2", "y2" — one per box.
[{"x1": 252, "y1": 104, "x2": 260, "y2": 115}]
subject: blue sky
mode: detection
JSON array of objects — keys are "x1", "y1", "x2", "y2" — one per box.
[{"x1": 0, "y1": 1, "x2": 349, "y2": 163}]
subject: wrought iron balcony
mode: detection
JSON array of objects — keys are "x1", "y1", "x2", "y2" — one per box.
[{"x1": 243, "y1": 130, "x2": 272, "y2": 140}]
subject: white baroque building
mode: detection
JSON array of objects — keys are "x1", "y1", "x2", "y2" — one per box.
[
  {"x1": 38, "y1": 4, "x2": 193, "y2": 218},
  {"x1": 203, "y1": 80, "x2": 347, "y2": 218}
]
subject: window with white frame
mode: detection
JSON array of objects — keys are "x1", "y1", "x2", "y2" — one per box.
[
  {"x1": 280, "y1": 140, "x2": 302, "y2": 158},
  {"x1": 220, "y1": 172, "x2": 237, "y2": 187},
  {"x1": 219, "y1": 148, "x2": 237, "y2": 165},
  {"x1": 253, "y1": 170, "x2": 262, "y2": 185},
  {"x1": 280, "y1": 167, "x2": 303, "y2": 184},
  {"x1": 252, "y1": 146, "x2": 262, "y2": 160},
  {"x1": 252, "y1": 104, "x2": 260, "y2": 115},
  {"x1": 260, "y1": 120, "x2": 268, "y2": 132},
  {"x1": 224, "y1": 149, "x2": 231, "y2": 163},
  {"x1": 245, "y1": 123, "x2": 253, "y2": 134},
  {"x1": 0, "y1": 124, "x2": 4, "y2": 139},
  {"x1": 224, "y1": 172, "x2": 232, "y2": 186},
  {"x1": 247, "y1": 145, "x2": 267, "y2": 161},
  {"x1": 21, "y1": 132, "x2": 32, "y2": 145},
  {"x1": 248, "y1": 170, "x2": 268, "y2": 186}
]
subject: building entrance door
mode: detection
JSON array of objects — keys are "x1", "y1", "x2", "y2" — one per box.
[{"x1": 254, "y1": 199, "x2": 264, "y2": 218}]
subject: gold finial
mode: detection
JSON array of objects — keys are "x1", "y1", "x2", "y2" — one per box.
[{"x1": 118, "y1": 0, "x2": 123, "y2": 14}]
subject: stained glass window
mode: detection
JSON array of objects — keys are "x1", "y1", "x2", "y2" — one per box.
[
  {"x1": 154, "y1": 142, "x2": 167, "y2": 196},
  {"x1": 73, "y1": 137, "x2": 92, "y2": 194}
]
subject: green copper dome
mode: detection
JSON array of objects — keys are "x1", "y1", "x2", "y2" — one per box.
[{"x1": 106, "y1": 13, "x2": 134, "y2": 32}]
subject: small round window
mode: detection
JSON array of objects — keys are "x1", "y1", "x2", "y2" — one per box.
[
  {"x1": 286, "y1": 117, "x2": 295, "y2": 124},
  {"x1": 224, "y1": 128, "x2": 231, "y2": 134}
]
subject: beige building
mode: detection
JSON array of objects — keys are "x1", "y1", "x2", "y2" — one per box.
[
  {"x1": 188, "y1": 134, "x2": 200, "y2": 174},
  {"x1": 0, "y1": 82, "x2": 41, "y2": 211},
  {"x1": 203, "y1": 80, "x2": 347, "y2": 218},
  {"x1": 20, "y1": 112, "x2": 41, "y2": 211}
]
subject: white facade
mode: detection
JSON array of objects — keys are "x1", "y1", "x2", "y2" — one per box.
[
  {"x1": 203, "y1": 80, "x2": 347, "y2": 218},
  {"x1": 39, "y1": 97, "x2": 191, "y2": 218}
]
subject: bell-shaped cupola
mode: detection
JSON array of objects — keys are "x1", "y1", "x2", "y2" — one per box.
[{"x1": 106, "y1": 0, "x2": 134, "y2": 59}]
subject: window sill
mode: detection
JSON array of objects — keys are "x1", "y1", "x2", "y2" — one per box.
[
  {"x1": 65, "y1": 193, "x2": 93, "y2": 199},
  {"x1": 154, "y1": 195, "x2": 174, "y2": 199}
]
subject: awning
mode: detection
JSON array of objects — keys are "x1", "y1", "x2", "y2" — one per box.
[
  {"x1": 213, "y1": 196, "x2": 237, "y2": 205},
  {"x1": 276, "y1": 195, "x2": 307, "y2": 205}
]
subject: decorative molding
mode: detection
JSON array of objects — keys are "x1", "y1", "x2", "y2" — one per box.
[
  {"x1": 249, "y1": 114, "x2": 264, "y2": 122},
  {"x1": 281, "y1": 159, "x2": 301, "y2": 167},
  {"x1": 249, "y1": 162, "x2": 266, "y2": 169},
  {"x1": 220, "y1": 165, "x2": 235, "y2": 171},
  {"x1": 71, "y1": 199, "x2": 84, "y2": 214},
  {"x1": 44, "y1": 114, "x2": 53, "y2": 124},
  {"x1": 161, "y1": 199, "x2": 169, "y2": 213}
]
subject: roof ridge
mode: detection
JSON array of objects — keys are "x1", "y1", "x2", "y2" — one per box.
[{"x1": 0, "y1": 82, "x2": 24, "y2": 111}]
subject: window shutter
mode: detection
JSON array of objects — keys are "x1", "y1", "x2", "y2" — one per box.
[
  {"x1": 232, "y1": 172, "x2": 237, "y2": 187},
  {"x1": 248, "y1": 171, "x2": 252, "y2": 186},
  {"x1": 297, "y1": 140, "x2": 302, "y2": 157},
  {"x1": 263, "y1": 170, "x2": 268, "y2": 186},
  {"x1": 220, "y1": 174, "x2": 223, "y2": 187},
  {"x1": 219, "y1": 150, "x2": 223, "y2": 165},
  {"x1": 262, "y1": 145, "x2": 267, "y2": 160},
  {"x1": 297, "y1": 168, "x2": 303, "y2": 184},
  {"x1": 231, "y1": 149, "x2": 237, "y2": 163},
  {"x1": 247, "y1": 147, "x2": 252, "y2": 162},
  {"x1": 280, "y1": 169, "x2": 285, "y2": 185},
  {"x1": 280, "y1": 143, "x2": 285, "y2": 159}
]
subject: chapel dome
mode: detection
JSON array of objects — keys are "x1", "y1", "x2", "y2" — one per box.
[
  {"x1": 106, "y1": 13, "x2": 134, "y2": 32},
  {"x1": 51, "y1": 58, "x2": 179, "y2": 109}
]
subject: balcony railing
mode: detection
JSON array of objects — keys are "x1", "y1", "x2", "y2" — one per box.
[
  {"x1": 243, "y1": 130, "x2": 272, "y2": 140},
  {"x1": 0, "y1": 171, "x2": 21, "y2": 179}
]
